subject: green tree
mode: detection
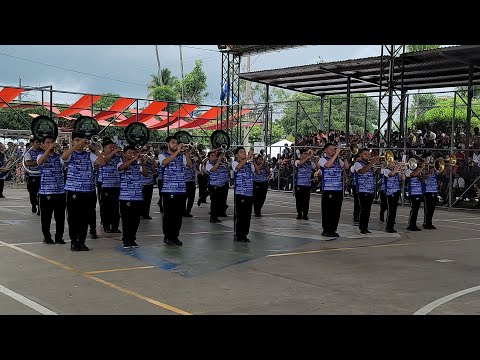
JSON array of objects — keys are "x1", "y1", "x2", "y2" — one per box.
[
  {"x1": 148, "y1": 68, "x2": 177, "y2": 92},
  {"x1": 150, "y1": 85, "x2": 180, "y2": 102},
  {"x1": 94, "y1": 93, "x2": 121, "y2": 111},
  {"x1": 406, "y1": 45, "x2": 440, "y2": 52},
  {"x1": 176, "y1": 60, "x2": 208, "y2": 104}
]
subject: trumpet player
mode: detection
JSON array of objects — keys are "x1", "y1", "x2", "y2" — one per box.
[
  {"x1": 294, "y1": 149, "x2": 319, "y2": 220},
  {"x1": 405, "y1": 160, "x2": 425, "y2": 231},
  {"x1": 98, "y1": 139, "x2": 122, "y2": 233},
  {"x1": 61, "y1": 133, "x2": 106, "y2": 251},
  {"x1": 353, "y1": 149, "x2": 379, "y2": 234},
  {"x1": 350, "y1": 151, "x2": 361, "y2": 226},
  {"x1": 36, "y1": 136, "x2": 66, "y2": 245},
  {"x1": 381, "y1": 160, "x2": 403, "y2": 233},
  {"x1": 319, "y1": 143, "x2": 350, "y2": 238},
  {"x1": 206, "y1": 150, "x2": 224, "y2": 223},
  {"x1": 422, "y1": 158, "x2": 439, "y2": 230},
  {"x1": 252, "y1": 152, "x2": 270, "y2": 217},
  {"x1": 24, "y1": 138, "x2": 43, "y2": 215}
]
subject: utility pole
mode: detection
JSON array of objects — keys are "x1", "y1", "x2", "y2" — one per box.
[
  {"x1": 179, "y1": 45, "x2": 185, "y2": 102},
  {"x1": 19, "y1": 78, "x2": 22, "y2": 102},
  {"x1": 155, "y1": 45, "x2": 163, "y2": 86},
  {"x1": 244, "y1": 55, "x2": 251, "y2": 147}
]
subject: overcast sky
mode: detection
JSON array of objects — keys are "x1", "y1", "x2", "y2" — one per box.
[{"x1": 0, "y1": 45, "x2": 383, "y2": 104}]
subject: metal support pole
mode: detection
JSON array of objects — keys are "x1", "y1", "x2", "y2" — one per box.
[
  {"x1": 465, "y1": 65, "x2": 474, "y2": 163},
  {"x1": 364, "y1": 96, "x2": 368, "y2": 147},
  {"x1": 264, "y1": 85, "x2": 270, "y2": 150},
  {"x1": 448, "y1": 93, "x2": 457, "y2": 210},
  {"x1": 320, "y1": 95, "x2": 325, "y2": 131},
  {"x1": 166, "y1": 103, "x2": 170, "y2": 136},
  {"x1": 328, "y1": 98, "x2": 332, "y2": 138},
  {"x1": 345, "y1": 76, "x2": 351, "y2": 144},
  {"x1": 49, "y1": 86, "x2": 53, "y2": 119},
  {"x1": 386, "y1": 45, "x2": 395, "y2": 147}
]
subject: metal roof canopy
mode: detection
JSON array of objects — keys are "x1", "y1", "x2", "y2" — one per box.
[
  {"x1": 218, "y1": 45, "x2": 301, "y2": 56},
  {"x1": 239, "y1": 45, "x2": 480, "y2": 96}
]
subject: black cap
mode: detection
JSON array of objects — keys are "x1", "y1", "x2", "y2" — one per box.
[
  {"x1": 102, "y1": 138, "x2": 114, "y2": 147},
  {"x1": 71, "y1": 132, "x2": 86, "y2": 140}
]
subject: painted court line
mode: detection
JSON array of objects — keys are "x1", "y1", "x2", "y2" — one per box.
[
  {"x1": 0, "y1": 284, "x2": 57, "y2": 315},
  {"x1": 0, "y1": 240, "x2": 192, "y2": 315},
  {"x1": 414, "y1": 284, "x2": 480, "y2": 315},
  {"x1": 85, "y1": 266, "x2": 155, "y2": 274}
]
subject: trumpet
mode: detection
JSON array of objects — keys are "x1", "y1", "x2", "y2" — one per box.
[{"x1": 141, "y1": 151, "x2": 155, "y2": 160}]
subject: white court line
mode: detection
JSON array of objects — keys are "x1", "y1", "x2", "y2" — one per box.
[
  {"x1": 414, "y1": 284, "x2": 480, "y2": 315},
  {"x1": 0, "y1": 284, "x2": 57, "y2": 315}
]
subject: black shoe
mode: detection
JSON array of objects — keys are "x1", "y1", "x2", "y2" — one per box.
[
  {"x1": 197, "y1": 199, "x2": 201, "y2": 206},
  {"x1": 183, "y1": 212, "x2": 193, "y2": 217},
  {"x1": 79, "y1": 244, "x2": 90, "y2": 251},
  {"x1": 111, "y1": 228, "x2": 121, "y2": 233},
  {"x1": 104, "y1": 228, "x2": 112, "y2": 233},
  {"x1": 219, "y1": 213, "x2": 228, "y2": 217},
  {"x1": 210, "y1": 217, "x2": 222, "y2": 223},
  {"x1": 55, "y1": 239, "x2": 66, "y2": 244},
  {"x1": 321, "y1": 231, "x2": 329, "y2": 237},
  {"x1": 70, "y1": 243, "x2": 81, "y2": 251},
  {"x1": 130, "y1": 241, "x2": 139, "y2": 248},
  {"x1": 164, "y1": 238, "x2": 175, "y2": 246},
  {"x1": 423, "y1": 224, "x2": 436, "y2": 229},
  {"x1": 142, "y1": 215, "x2": 153, "y2": 220},
  {"x1": 32, "y1": 205, "x2": 37, "y2": 213},
  {"x1": 37, "y1": 210, "x2": 40, "y2": 216},
  {"x1": 243, "y1": 238, "x2": 251, "y2": 242},
  {"x1": 365, "y1": 230, "x2": 371, "y2": 234},
  {"x1": 255, "y1": 213, "x2": 262, "y2": 218},
  {"x1": 173, "y1": 239, "x2": 183, "y2": 246},
  {"x1": 353, "y1": 218, "x2": 359, "y2": 223},
  {"x1": 296, "y1": 215, "x2": 302, "y2": 220},
  {"x1": 90, "y1": 232, "x2": 98, "y2": 239},
  {"x1": 302, "y1": 215, "x2": 309, "y2": 220},
  {"x1": 122, "y1": 243, "x2": 132, "y2": 249},
  {"x1": 407, "y1": 226, "x2": 422, "y2": 231},
  {"x1": 332, "y1": 232, "x2": 340, "y2": 237},
  {"x1": 385, "y1": 228, "x2": 397, "y2": 233},
  {"x1": 360, "y1": 230, "x2": 367, "y2": 235},
  {"x1": 0, "y1": 194, "x2": 5, "y2": 198},
  {"x1": 43, "y1": 238, "x2": 54, "y2": 244},
  {"x1": 379, "y1": 214, "x2": 385, "y2": 222}
]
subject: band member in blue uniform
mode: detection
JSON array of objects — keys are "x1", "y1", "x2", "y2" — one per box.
[
  {"x1": 350, "y1": 152, "x2": 361, "y2": 225},
  {"x1": 24, "y1": 138, "x2": 44, "y2": 214},
  {"x1": 98, "y1": 139, "x2": 122, "y2": 233},
  {"x1": 353, "y1": 149, "x2": 379, "y2": 234},
  {"x1": 294, "y1": 149, "x2": 319, "y2": 220},
  {"x1": 184, "y1": 154, "x2": 196, "y2": 217},
  {"x1": 232, "y1": 147, "x2": 255, "y2": 242},
  {"x1": 218, "y1": 154, "x2": 230, "y2": 217},
  {"x1": 117, "y1": 145, "x2": 148, "y2": 248},
  {"x1": 405, "y1": 160, "x2": 426, "y2": 231},
  {"x1": 381, "y1": 161, "x2": 403, "y2": 233},
  {"x1": 61, "y1": 132, "x2": 106, "y2": 251},
  {"x1": 422, "y1": 163, "x2": 439, "y2": 230},
  {"x1": 140, "y1": 148, "x2": 156, "y2": 220},
  {"x1": 319, "y1": 143, "x2": 350, "y2": 237},
  {"x1": 377, "y1": 170, "x2": 387, "y2": 222},
  {"x1": 206, "y1": 151, "x2": 224, "y2": 223},
  {"x1": 159, "y1": 136, "x2": 192, "y2": 246},
  {"x1": 36, "y1": 136, "x2": 66, "y2": 244},
  {"x1": 197, "y1": 159, "x2": 209, "y2": 206},
  {"x1": 252, "y1": 153, "x2": 270, "y2": 218}
]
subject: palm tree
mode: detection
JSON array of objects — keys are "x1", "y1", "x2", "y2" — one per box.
[{"x1": 148, "y1": 68, "x2": 177, "y2": 92}]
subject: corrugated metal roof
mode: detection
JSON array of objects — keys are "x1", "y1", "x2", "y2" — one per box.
[{"x1": 240, "y1": 45, "x2": 480, "y2": 95}]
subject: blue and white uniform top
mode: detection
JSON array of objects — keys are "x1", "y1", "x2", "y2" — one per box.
[
  {"x1": 142, "y1": 161, "x2": 155, "y2": 186},
  {"x1": 185, "y1": 158, "x2": 196, "y2": 182},
  {"x1": 24, "y1": 148, "x2": 44, "y2": 177},
  {"x1": 294, "y1": 159, "x2": 317, "y2": 187},
  {"x1": 405, "y1": 169, "x2": 423, "y2": 196},
  {"x1": 117, "y1": 160, "x2": 145, "y2": 201},
  {"x1": 231, "y1": 160, "x2": 255, "y2": 197},
  {"x1": 158, "y1": 151, "x2": 187, "y2": 194},
  {"x1": 218, "y1": 162, "x2": 230, "y2": 185},
  {"x1": 156, "y1": 153, "x2": 163, "y2": 181},
  {"x1": 423, "y1": 174, "x2": 438, "y2": 194},
  {"x1": 353, "y1": 160, "x2": 375, "y2": 194},
  {"x1": 253, "y1": 162, "x2": 268, "y2": 183},
  {"x1": 206, "y1": 161, "x2": 225, "y2": 187},
  {"x1": 98, "y1": 156, "x2": 121, "y2": 188},
  {"x1": 62, "y1": 151, "x2": 97, "y2": 192},
  {"x1": 36, "y1": 153, "x2": 64, "y2": 195},
  {"x1": 319, "y1": 156, "x2": 344, "y2": 192},
  {"x1": 381, "y1": 168, "x2": 400, "y2": 196}
]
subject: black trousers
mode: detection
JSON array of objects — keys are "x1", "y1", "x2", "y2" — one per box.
[
  {"x1": 295, "y1": 186, "x2": 311, "y2": 216},
  {"x1": 88, "y1": 189, "x2": 98, "y2": 234},
  {"x1": 208, "y1": 185, "x2": 222, "y2": 219},
  {"x1": 185, "y1": 181, "x2": 196, "y2": 213},
  {"x1": 386, "y1": 192, "x2": 400, "y2": 230},
  {"x1": 352, "y1": 187, "x2": 360, "y2": 222},
  {"x1": 162, "y1": 193, "x2": 186, "y2": 240},
  {"x1": 408, "y1": 195, "x2": 422, "y2": 228},
  {"x1": 120, "y1": 200, "x2": 142, "y2": 245},
  {"x1": 234, "y1": 194, "x2": 253, "y2": 240},
  {"x1": 197, "y1": 174, "x2": 208, "y2": 202},
  {"x1": 379, "y1": 190, "x2": 387, "y2": 217},
  {"x1": 27, "y1": 175, "x2": 40, "y2": 207},
  {"x1": 423, "y1": 192, "x2": 437, "y2": 226},
  {"x1": 66, "y1": 191, "x2": 96, "y2": 245},
  {"x1": 97, "y1": 184, "x2": 103, "y2": 225},
  {"x1": 321, "y1": 191, "x2": 343, "y2": 233},
  {"x1": 0, "y1": 179, "x2": 4, "y2": 195},
  {"x1": 253, "y1": 181, "x2": 268, "y2": 216},
  {"x1": 358, "y1": 192, "x2": 374, "y2": 231},
  {"x1": 220, "y1": 183, "x2": 229, "y2": 214},
  {"x1": 101, "y1": 187, "x2": 120, "y2": 230},
  {"x1": 142, "y1": 184, "x2": 154, "y2": 217},
  {"x1": 39, "y1": 193, "x2": 66, "y2": 241},
  {"x1": 157, "y1": 179, "x2": 164, "y2": 212}
]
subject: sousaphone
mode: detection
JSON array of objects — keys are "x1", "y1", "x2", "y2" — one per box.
[{"x1": 125, "y1": 122, "x2": 150, "y2": 149}]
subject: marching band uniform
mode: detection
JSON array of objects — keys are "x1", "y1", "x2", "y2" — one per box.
[
  {"x1": 218, "y1": 161, "x2": 230, "y2": 217},
  {"x1": 206, "y1": 152, "x2": 224, "y2": 223},
  {"x1": 378, "y1": 174, "x2": 387, "y2": 222},
  {"x1": 184, "y1": 157, "x2": 196, "y2": 217},
  {"x1": 197, "y1": 160, "x2": 209, "y2": 206},
  {"x1": 294, "y1": 151, "x2": 318, "y2": 220},
  {"x1": 423, "y1": 169, "x2": 439, "y2": 229},
  {"x1": 252, "y1": 157, "x2": 269, "y2": 218},
  {"x1": 141, "y1": 159, "x2": 156, "y2": 220},
  {"x1": 118, "y1": 149, "x2": 147, "y2": 248},
  {"x1": 232, "y1": 148, "x2": 255, "y2": 242},
  {"x1": 24, "y1": 141, "x2": 43, "y2": 214},
  {"x1": 351, "y1": 164, "x2": 360, "y2": 225},
  {"x1": 405, "y1": 165, "x2": 424, "y2": 231},
  {"x1": 156, "y1": 155, "x2": 164, "y2": 213},
  {"x1": 381, "y1": 163, "x2": 403, "y2": 233},
  {"x1": 37, "y1": 140, "x2": 66, "y2": 244},
  {"x1": 353, "y1": 152, "x2": 377, "y2": 234}
]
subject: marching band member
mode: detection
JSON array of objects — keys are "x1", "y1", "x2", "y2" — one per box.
[
  {"x1": 159, "y1": 136, "x2": 192, "y2": 246},
  {"x1": 405, "y1": 160, "x2": 426, "y2": 231},
  {"x1": 319, "y1": 143, "x2": 350, "y2": 238},
  {"x1": 61, "y1": 132, "x2": 106, "y2": 251},
  {"x1": 24, "y1": 138, "x2": 43, "y2": 214},
  {"x1": 353, "y1": 149, "x2": 379, "y2": 234},
  {"x1": 196, "y1": 158, "x2": 209, "y2": 206},
  {"x1": 232, "y1": 147, "x2": 255, "y2": 242},
  {"x1": 36, "y1": 136, "x2": 66, "y2": 244},
  {"x1": 381, "y1": 160, "x2": 403, "y2": 233},
  {"x1": 377, "y1": 170, "x2": 387, "y2": 223},
  {"x1": 218, "y1": 153, "x2": 230, "y2": 217},
  {"x1": 351, "y1": 152, "x2": 361, "y2": 226},
  {"x1": 184, "y1": 153, "x2": 196, "y2": 217},
  {"x1": 206, "y1": 150, "x2": 224, "y2": 223},
  {"x1": 98, "y1": 139, "x2": 122, "y2": 233},
  {"x1": 252, "y1": 153, "x2": 270, "y2": 218},
  {"x1": 422, "y1": 160, "x2": 439, "y2": 230},
  {"x1": 294, "y1": 149, "x2": 319, "y2": 220},
  {"x1": 140, "y1": 148, "x2": 156, "y2": 220},
  {"x1": 117, "y1": 145, "x2": 148, "y2": 248}
]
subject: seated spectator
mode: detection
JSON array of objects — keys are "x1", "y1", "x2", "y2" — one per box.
[{"x1": 453, "y1": 172, "x2": 465, "y2": 198}]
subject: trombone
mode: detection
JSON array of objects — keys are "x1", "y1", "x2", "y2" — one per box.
[
  {"x1": 373, "y1": 150, "x2": 395, "y2": 168},
  {"x1": 337, "y1": 143, "x2": 359, "y2": 156}
]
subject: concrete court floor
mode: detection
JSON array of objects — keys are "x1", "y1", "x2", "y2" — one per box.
[{"x1": 0, "y1": 188, "x2": 479, "y2": 315}]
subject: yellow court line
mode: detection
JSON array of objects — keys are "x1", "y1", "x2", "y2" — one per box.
[
  {"x1": 0, "y1": 240, "x2": 192, "y2": 315},
  {"x1": 266, "y1": 237, "x2": 480, "y2": 258},
  {"x1": 85, "y1": 266, "x2": 155, "y2": 274}
]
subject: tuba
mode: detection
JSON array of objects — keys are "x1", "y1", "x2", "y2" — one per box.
[
  {"x1": 125, "y1": 122, "x2": 150, "y2": 152},
  {"x1": 74, "y1": 116, "x2": 103, "y2": 152},
  {"x1": 23, "y1": 115, "x2": 59, "y2": 175},
  {"x1": 210, "y1": 130, "x2": 232, "y2": 163}
]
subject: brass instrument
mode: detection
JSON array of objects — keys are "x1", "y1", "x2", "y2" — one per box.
[
  {"x1": 337, "y1": 143, "x2": 359, "y2": 156},
  {"x1": 373, "y1": 150, "x2": 395, "y2": 168},
  {"x1": 140, "y1": 151, "x2": 155, "y2": 161}
]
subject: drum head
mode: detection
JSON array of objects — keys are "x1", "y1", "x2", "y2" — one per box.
[
  {"x1": 173, "y1": 130, "x2": 193, "y2": 145},
  {"x1": 31, "y1": 115, "x2": 58, "y2": 141},
  {"x1": 125, "y1": 122, "x2": 150, "y2": 147},
  {"x1": 73, "y1": 116, "x2": 99, "y2": 139},
  {"x1": 210, "y1": 130, "x2": 230, "y2": 150}
]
